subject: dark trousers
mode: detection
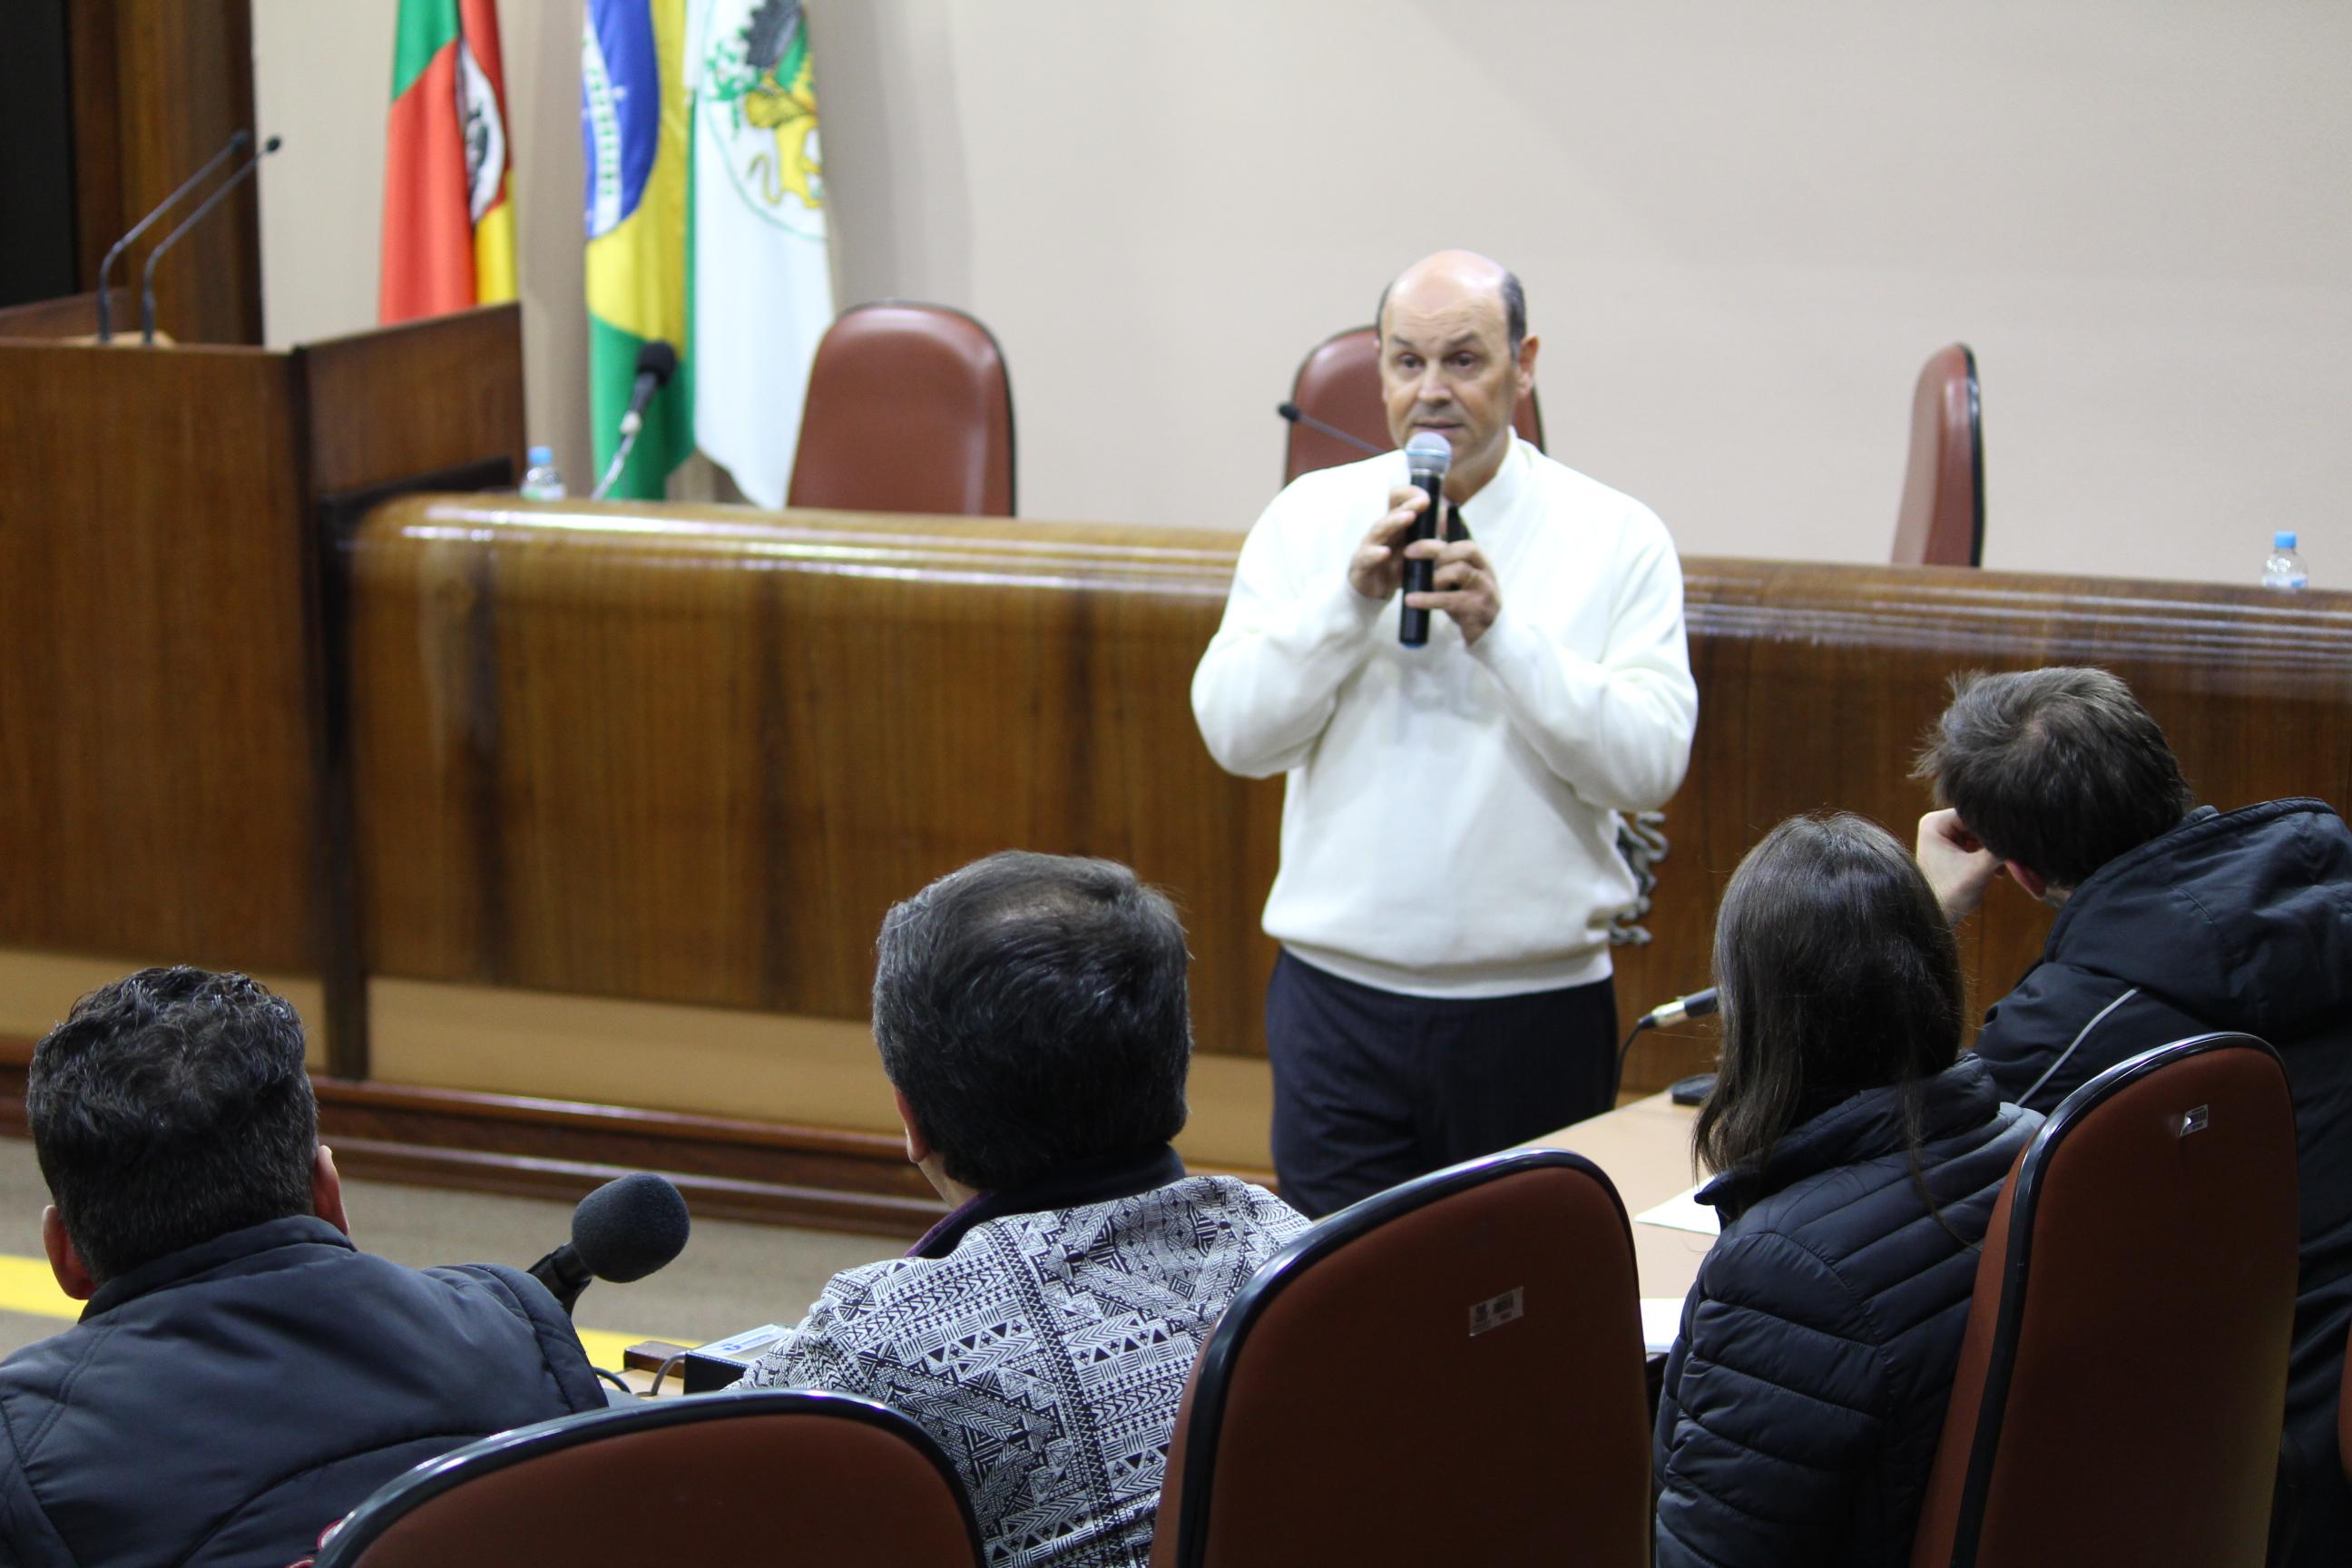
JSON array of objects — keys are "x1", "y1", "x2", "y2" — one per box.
[{"x1": 1265, "y1": 950, "x2": 1618, "y2": 1219}]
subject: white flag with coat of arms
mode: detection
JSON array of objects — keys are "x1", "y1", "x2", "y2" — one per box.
[{"x1": 687, "y1": 0, "x2": 834, "y2": 508}]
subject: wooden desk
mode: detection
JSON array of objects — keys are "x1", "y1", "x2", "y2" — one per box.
[{"x1": 1534, "y1": 1092, "x2": 1712, "y2": 1304}]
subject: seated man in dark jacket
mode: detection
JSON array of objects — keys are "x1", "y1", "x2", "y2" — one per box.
[
  {"x1": 736, "y1": 852, "x2": 1309, "y2": 1567},
  {"x1": 1915, "y1": 666, "x2": 2352, "y2": 1566},
  {"x1": 0, "y1": 967, "x2": 607, "y2": 1568}
]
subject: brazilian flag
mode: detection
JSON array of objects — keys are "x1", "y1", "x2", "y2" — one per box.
[{"x1": 581, "y1": 0, "x2": 693, "y2": 499}]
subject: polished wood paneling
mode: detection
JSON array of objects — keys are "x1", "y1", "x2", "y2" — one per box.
[
  {"x1": 0, "y1": 318, "x2": 523, "y2": 1047},
  {"x1": 66, "y1": 0, "x2": 260, "y2": 345},
  {"x1": 0, "y1": 341, "x2": 318, "y2": 970},
  {"x1": 351, "y1": 506, "x2": 2352, "y2": 1097},
  {"x1": 1612, "y1": 561, "x2": 2352, "y2": 1087},
  {"x1": 299, "y1": 306, "x2": 524, "y2": 495},
  {"x1": 351, "y1": 503, "x2": 1287, "y2": 1056}
]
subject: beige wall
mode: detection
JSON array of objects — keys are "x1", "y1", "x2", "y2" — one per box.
[{"x1": 256, "y1": 1, "x2": 2352, "y2": 585}]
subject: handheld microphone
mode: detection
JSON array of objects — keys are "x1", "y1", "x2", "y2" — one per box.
[
  {"x1": 1275, "y1": 402, "x2": 1384, "y2": 458},
  {"x1": 526, "y1": 1171, "x2": 691, "y2": 1317},
  {"x1": 591, "y1": 340, "x2": 681, "y2": 500},
  {"x1": 1399, "y1": 432, "x2": 1451, "y2": 647},
  {"x1": 94, "y1": 130, "x2": 250, "y2": 343},
  {"x1": 139, "y1": 134, "x2": 281, "y2": 345}
]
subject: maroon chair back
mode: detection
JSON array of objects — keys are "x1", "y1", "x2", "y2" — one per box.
[
  {"x1": 1283, "y1": 325, "x2": 1544, "y2": 484},
  {"x1": 1910, "y1": 1034, "x2": 2298, "y2": 1568},
  {"x1": 313, "y1": 1388, "x2": 983, "y2": 1568},
  {"x1": 1151, "y1": 1148, "x2": 1649, "y2": 1568},
  {"x1": 787, "y1": 301, "x2": 1015, "y2": 516},
  {"x1": 1890, "y1": 342, "x2": 1984, "y2": 565},
  {"x1": 2341, "y1": 1319, "x2": 2352, "y2": 1485}
]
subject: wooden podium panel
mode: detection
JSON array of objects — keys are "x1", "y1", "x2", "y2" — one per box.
[
  {"x1": 0, "y1": 340, "x2": 316, "y2": 970},
  {"x1": 0, "y1": 306, "x2": 523, "y2": 1052}
]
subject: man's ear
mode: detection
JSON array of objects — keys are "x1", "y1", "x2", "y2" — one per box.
[
  {"x1": 2004, "y1": 860, "x2": 2048, "y2": 901},
  {"x1": 42, "y1": 1206, "x2": 94, "y2": 1301},
  {"x1": 1514, "y1": 332, "x2": 1540, "y2": 397},
  {"x1": 892, "y1": 1087, "x2": 933, "y2": 1168},
  {"x1": 311, "y1": 1145, "x2": 350, "y2": 1238}
]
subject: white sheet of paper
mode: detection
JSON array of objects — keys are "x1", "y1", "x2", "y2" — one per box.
[
  {"x1": 1633, "y1": 1184, "x2": 1720, "y2": 1236},
  {"x1": 1640, "y1": 1296, "x2": 1686, "y2": 1354}
]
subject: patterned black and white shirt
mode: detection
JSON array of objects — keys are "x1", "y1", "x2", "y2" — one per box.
[{"x1": 738, "y1": 1154, "x2": 1307, "y2": 1566}]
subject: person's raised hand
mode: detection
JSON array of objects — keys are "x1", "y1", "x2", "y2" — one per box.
[
  {"x1": 1404, "y1": 535, "x2": 1503, "y2": 645},
  {"x1": 1916, "y1": 808, "x2": 2004, "y2": 922},
  {"x1": 1348, "y1": 485, "x2": 1427, "y2": 603}
]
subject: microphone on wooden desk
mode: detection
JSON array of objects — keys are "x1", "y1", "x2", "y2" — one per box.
[
  {"x1": 1614, "y1": 987, "x2": 1720, "y2": 1104},
  {"x1": 94, "y1": 129, "x2": 249, "y2": 343},
  {"x1": 138, "y1": 134, "x2": 280, "y2": 346}
]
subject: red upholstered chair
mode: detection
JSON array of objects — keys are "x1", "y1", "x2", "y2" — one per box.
[
  {"x1": 1150, "y1": 1148, "x2": 1649, "y2": 1568},
  {"x1": 1890, "y1": 342, "x2": 1984, "y2": 566},
  {"x1": 1282, "y1": 325, "x2": 1544, "y2": 485},
  {"x1": 787, "y1": 300, "x2": 1015, "y2": 516},
  {"x1": 1909, "y1": 1034, "x2": 2298, "y2": 1568},
  {"x1": 312, "y1": 1388, "x2": 983, "y2": 1568}
]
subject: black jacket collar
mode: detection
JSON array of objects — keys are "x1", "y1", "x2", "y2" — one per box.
[
  {"x1": 82, "y1": 1214, "x2": 353, "y2": 1322},
  {"x1": 1699, "y1": 1056, "x2": 2001, "y2": 1223},
  {"x1": 908, "y1": 1144, "x2": 1187, "y2": 1260}
]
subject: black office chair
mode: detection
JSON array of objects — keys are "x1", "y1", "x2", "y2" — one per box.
[
  {"x1": 313, "y1": 1387, "x2": 983, "y2": 1567},
  {"x1": 1152, "y1": 1147, "x2": 1649, "y2": 1567},
  {"x1": 1909, "y1": 1033, "x2": 2298, "y2": 1568}
]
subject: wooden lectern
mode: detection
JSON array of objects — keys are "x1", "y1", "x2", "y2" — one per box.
[{"x1": 0, "y1": 297, "x2": 524, "y2": 1079}]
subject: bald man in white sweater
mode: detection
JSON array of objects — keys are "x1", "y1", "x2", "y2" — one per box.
[{"x1": 1192, "y1": 251, "x2": 1697, "y2": 1215}]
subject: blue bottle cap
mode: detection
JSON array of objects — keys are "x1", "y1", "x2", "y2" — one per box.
[{"x1": 528, "y1": 445, "x2": 554, "y2": 465}]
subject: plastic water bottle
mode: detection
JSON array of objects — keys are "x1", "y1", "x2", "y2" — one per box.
[
  {"x1": 519, "y1": 445, "x2": 566, "y2": 502},
  {"x1": 2263, "y1": 531, "x2": 2308, "y2": 591}
]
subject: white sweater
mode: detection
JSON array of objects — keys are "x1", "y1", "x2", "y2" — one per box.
[{"x1": 1191, "y1": 439, "x2": 1697, "y2": 998}]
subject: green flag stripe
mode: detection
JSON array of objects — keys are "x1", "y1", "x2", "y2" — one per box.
[
  {"x1": 389, "y1": 0, "x2": 460, "y2": 103},
  {"x1": 589, "y1": 315, "x2": 692, "y2": 501}
]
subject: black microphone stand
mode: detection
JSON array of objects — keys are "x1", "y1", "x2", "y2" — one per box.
[
  {"x1": 94, "y1": 130, "x2": 249, "y2": 343},
  {"x1": 139, "y1": 136, "x2": 280, "y2": 345}
]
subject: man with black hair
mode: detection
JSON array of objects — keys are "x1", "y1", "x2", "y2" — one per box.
[
  {"x1": 1915, "y1": 665, "x2": 2352, "y2": 1566},
  {"x1": 738, "y1": 851, "x2": 1308, "y2": 1567},
  {"x1": 0, "y1": 968, "x2": 605, "y2": 1568}
]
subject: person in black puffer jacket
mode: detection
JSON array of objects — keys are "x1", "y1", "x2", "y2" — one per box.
[
  {"x1": 1914, "y1": 666, "x2": 2352, "y2": 1566},
  {"x1": 0, "y1": 968, "x2": 609, "y2": 1568},
  {"x1": 1654, "y1": 813, "x2": 2041, "y2": 1568}
]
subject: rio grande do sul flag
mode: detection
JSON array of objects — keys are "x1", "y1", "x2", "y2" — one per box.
[
  {"x1": 687, "y1": 0, "x2": 834, "y2": 508},
  {"x1": 380, "y1": 0, "x2": 514, "y2": 323},
  {"x1": 583, "y1": 0, "x2": 833, "y2": 505}
]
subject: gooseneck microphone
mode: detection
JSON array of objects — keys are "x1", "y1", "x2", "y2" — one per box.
[
  {"x1": 591, "y1": 340, "x2": 681, "y2": 500},
  {"x1": 94, "y1": 130, "x2": 250, "y2": 343},
  {"x1": 1644, "y1": 987, "x2": 1720, "y2": 1030},
  {"x1": 1275, "y1": 402, "x2": 1385, "y2": 458},
  {"x1": 1399, "y1": 432, "x2": 1451, "y2": 647},
  {"x1": 139, "y1": 134, "x2": 281, "y2": 345},
  {"x1": 527, "y1": 1171, "x2": 692, "y2": 1316}
]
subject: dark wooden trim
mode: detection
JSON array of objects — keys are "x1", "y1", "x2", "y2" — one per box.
[{"x1": 308, "y1": 1077, "x2": 946, "y2": 1239}]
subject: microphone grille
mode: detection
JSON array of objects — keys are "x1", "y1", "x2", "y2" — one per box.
[
  {"x1": 571, "y1": 1171, "x2": 691, "y2": 1283},
  {"x1": 1405, "y1": 430, "x2": 1453, "y2": 476}
]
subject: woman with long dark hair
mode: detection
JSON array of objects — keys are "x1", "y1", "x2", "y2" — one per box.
[{"x1": 1653, "y1": 813, "x2": 2041, "y2": 1568}]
